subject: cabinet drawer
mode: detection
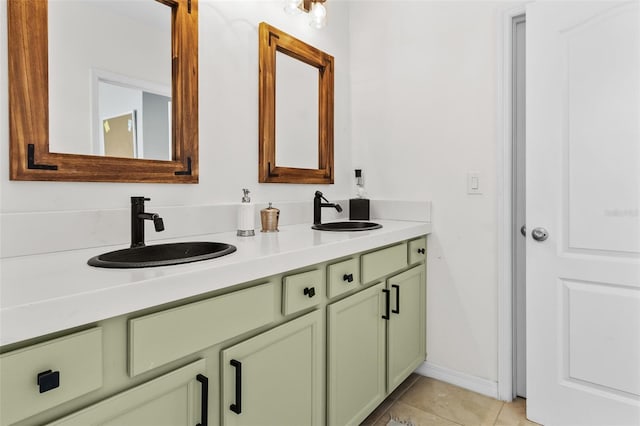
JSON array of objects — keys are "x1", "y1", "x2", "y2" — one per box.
[
  {"x1": 361, "y1": 243, "x2": 408, "y2": 284},
  {"x1": 327, "y1": 257, "x2": 359, "y2": 299},
  {"x1": 282, "y1": 269, "x2": 323, "y2": 316},
  {"x1": 408, "y1": 237, "x2": 427, "y2": 265},
  {"x1": 0, "y1": 328, "x2": 103, "y2": 425},
  {"x1": 129, "y1": 282, "x2": 276, "y2": 376}
]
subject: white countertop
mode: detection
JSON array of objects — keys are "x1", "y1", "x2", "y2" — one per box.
[{"x1": 0, "y1": 220, "x2": 431, "y2": 347}]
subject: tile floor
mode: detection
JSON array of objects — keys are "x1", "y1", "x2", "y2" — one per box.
[{"x1": 360, "y1": 374, "x2": 541, "y2": 426}]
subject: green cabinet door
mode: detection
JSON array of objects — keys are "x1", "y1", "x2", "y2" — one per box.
[
  {"x1": 387, "y1": 265, "x2": 426, "y2": 392},
  {"x1": 221, "y1": 310, "x2": 322, "y2": 426},
  {"x1": 327, "y1": 282, "x2": 386, "y2": 426},
  {"x1": 47, "y1": 359, "x2": 207, "y2": 426}
]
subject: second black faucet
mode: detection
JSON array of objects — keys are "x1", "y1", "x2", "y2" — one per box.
[{"x1": 314, "y1": 191, "x2": 343, "y2": 225}]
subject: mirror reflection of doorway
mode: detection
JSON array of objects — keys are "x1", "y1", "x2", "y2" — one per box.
[
  {"x1": 93, "y1": 71, "x2": 172, "y2": 160},
  {"x1": 103, "y1": 111, "x2": 137, "y2": 158}
]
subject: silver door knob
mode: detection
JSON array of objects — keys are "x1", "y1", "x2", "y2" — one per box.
[
  {"x1": 520, "y1": 225, "x2": 527, "y2": 237},
  {"x1": 531, "y1": 227, "x2": 549, "y2": 242}
]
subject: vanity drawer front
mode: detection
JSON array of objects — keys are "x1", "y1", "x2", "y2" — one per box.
[
  {"x1": 282, "y1": 269, "x2": 323, "y2": 315},
  {"x1": 0, "y1": 328, "x2": 103, "y2": 426},
  {"x1": 361, "y1": 242, "x2": 408, "y2": 284},
  {"x1": 408, "y1": 237, "x2": 427, "y2": 265},
  {"x1": 327, "y1": 257, "x2": 360, "y2": 299},
  {"x1": 129, "y1": 281, "x2": 276, "y2": 377}
]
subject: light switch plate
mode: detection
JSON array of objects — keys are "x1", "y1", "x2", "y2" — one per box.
[{"x1": 467, "y1": 172, "x2": 482, "y2": 194}]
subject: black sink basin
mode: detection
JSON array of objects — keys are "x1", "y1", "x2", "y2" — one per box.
[
  {"x1": 88, "y1": 242, "x2": 236, "y2": 269},
  {"x1": 312, "y1": 221, "x2": 382, "y2": 232}
]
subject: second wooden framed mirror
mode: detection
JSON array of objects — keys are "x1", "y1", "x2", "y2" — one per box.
[{"x1": 258, "y1": 22, "x2": 334, "y2": 184}]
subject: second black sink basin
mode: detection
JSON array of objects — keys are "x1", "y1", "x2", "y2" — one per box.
[
  {"x1": 88, "y1": 242, "x2": 236, "y2": 269},
  {"x1": 312, "y1": 221, "x2": 382, "y2": 232}
]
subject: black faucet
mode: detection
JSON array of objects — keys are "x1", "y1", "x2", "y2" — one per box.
[
  {"x1": 131, "y1": 197, "x2": 165, "y2": 248},
  {"x1": 314, "y1": 191, "x2": 343, "y2": 225}
]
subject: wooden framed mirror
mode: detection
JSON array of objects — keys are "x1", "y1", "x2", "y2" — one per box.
[
  {"x1": 258, "y1": 22, "x2": 334, "y2": 184},
  {"x1": 7, "y1": 0, "x2": 198, "y2": 183}
]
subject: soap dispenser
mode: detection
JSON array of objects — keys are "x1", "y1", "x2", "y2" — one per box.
[
  {"x1": 237, "y1": 188, "x2": 255, "y2": 237},
  {"x1": 349, "y1": 169, "x2": 370, "y2": 220}
]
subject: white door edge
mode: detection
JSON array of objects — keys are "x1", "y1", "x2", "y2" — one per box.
[{"x1": 496, "y1": 2, "x2": 528, "y2": 403}]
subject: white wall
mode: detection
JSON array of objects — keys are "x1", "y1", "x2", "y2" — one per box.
[
  {"x1": 0, "y1": 0, "x2": 352, "y2": 214},
  {"x1": 350, "y1": 1, "x2": 502, "y2": 383}
]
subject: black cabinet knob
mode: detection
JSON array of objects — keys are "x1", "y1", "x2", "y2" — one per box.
[
  {"x1": 417, "y1": 248, "x2": 426, "y2": 255},
  {"x1": 303, "y1": 287, "x2": 316, "y2": 298},
  {"x1": 37, "y1": 370, "x2": 60, "y2": 394},
  {"x1": 343, "y1": 273, "x2": 354, "y2": 283}
]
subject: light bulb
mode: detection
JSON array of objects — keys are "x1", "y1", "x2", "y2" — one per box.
[
  {"x1": 309, "y1": 2, "x2": 327, "y2": 29},
  {"x1": 283, "y1": 0, "x2": 302, "y2": 15}
]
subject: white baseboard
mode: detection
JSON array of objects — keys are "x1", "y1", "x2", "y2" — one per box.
[{"x1": 415, "y1": 361, "x2": 499, "y2": 400}]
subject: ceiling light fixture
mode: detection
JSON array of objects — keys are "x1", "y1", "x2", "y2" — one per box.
[
  {"x1": 308, "y1": 1, "x2": 327, "y2": 29},
  {"x1": 283, "y1": 0, "x2": 327, "y2": 29},
  {"x1": 283, "y1": 0, "x2": 303, "y2": 15}
]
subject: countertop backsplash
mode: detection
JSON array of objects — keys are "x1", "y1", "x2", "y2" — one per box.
[{"x1": 0, "y1": 200, "x2": 431, "y2": 258}]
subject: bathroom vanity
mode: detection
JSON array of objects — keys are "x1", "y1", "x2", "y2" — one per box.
[{"x1": 0, "y1": 221, "x2": 430, "y2": 426}]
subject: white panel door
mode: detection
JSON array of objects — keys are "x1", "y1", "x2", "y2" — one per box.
[{"x1": 527, "y1": 2, "x2": 640, "y2": 425}]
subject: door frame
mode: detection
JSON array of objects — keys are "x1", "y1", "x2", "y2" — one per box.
[{"x1": 496, "y1": 2, "x2": 527, "y2": 402}]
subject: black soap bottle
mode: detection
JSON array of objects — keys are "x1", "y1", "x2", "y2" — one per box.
[{"x1": 349, "y1": 169, "x2": 370, "y2": 220}]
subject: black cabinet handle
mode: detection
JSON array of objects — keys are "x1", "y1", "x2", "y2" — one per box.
[
  {"x1": 382, "y1": 289, "x2": 390, "y2": 320},
  {"x1": 37, "y1": 370, "x2": 60, "y2": 394},
  {"x1": 230, "y1": 359, "x2": 242, "y2": 414},
  {"x1": 417, "y1": 248, "x2": 426, "y2": 255},
  {"x1": 303, "y1": 287, "x2": 316, "y2": 298},
  {"x1": 392, "y1": 284, "x2": 400, "y2": 314},
  {"x1": 196, "y1": 374, "x2": 208, "y2": 426},
  {"x1": 343, "y1": 273, "x2": 354, "y2": 283}
]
